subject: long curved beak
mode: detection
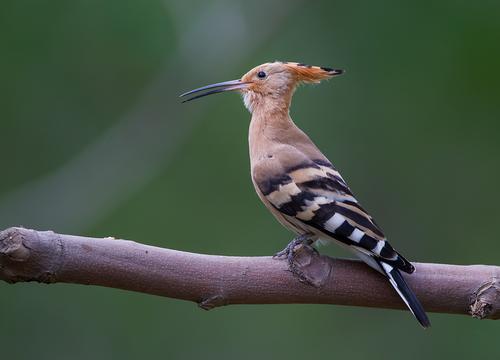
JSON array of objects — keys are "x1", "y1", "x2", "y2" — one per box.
[{"x1": 180, "y1": 79, "x2": 250, "y2": 103}]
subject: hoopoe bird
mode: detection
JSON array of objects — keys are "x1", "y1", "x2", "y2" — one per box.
[{"x1": 180, "y1": 61, "x2": 430, "y2": 328}]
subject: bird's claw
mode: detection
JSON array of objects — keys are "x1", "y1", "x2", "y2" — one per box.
[
  {"x1": 273, "y1": 234, "x2": 322, "y2": 285},
  {"x1": 273, "y1": 234, "x2": 313, "y2": 259}
]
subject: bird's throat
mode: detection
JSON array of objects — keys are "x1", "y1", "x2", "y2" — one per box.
[
  {"x1": 248, "y1": 109, "x2": 294, "y2": 161},
  {"x1": 244, "y1": 90, "x2": 292, "y2": 117}
]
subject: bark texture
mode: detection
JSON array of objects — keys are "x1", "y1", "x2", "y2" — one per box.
[{"x1": 1, "y1": 227, "x2": 499, "y2": 319}]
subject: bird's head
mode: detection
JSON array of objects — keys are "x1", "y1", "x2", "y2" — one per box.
[{"x1": 180, "y1": 61, "x2": 343, "y2": 113}]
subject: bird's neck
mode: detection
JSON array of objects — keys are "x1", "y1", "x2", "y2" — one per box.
[
  {"x1": 248, "y1": 100, "x2": 308, "y2": 162},
  {"x1": 248, "y1": 95, "x2": 327, "y2": 167}
]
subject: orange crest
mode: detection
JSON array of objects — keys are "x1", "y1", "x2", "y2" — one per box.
[{"x1": 283, "y1": 62, "x2": 343, "y2": 83}]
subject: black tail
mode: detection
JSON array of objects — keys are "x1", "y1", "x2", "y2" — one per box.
[{"x1": 379, "y1": 261, "x2": 431, "y2": 328}]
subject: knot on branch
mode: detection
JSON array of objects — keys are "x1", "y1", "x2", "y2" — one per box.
[
  {"x1": 198, "y1": 295, "x2": 227, "y2": 310},
  {"x1": 469, "y1": 277, "x2": 500, "y2": 320},
  {"x1": 0, "y1": 227, "x2": 62, "y2": 284},
  {"x1": 0, "y1": 227, "x2": 31, "y2": 261},
  {"x1": 0, "y1": 227, "x2": 32, "y2": 283},
  {"x1": 289, "y1": 244, "x2": 333, "y2": 287}
]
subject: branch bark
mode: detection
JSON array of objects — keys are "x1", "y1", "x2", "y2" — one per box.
[{"x1": 1, "y1": 227, "x2": 499, "y2": 319}]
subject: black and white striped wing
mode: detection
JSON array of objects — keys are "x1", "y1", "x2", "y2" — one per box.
[{"x1": 259, "y1": 159, "x2": 414, "y2": 274}]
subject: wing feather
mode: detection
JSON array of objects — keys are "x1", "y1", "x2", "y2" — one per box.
[{"x1": 257, "y1": 159, "x2": 414, "y2": 273}]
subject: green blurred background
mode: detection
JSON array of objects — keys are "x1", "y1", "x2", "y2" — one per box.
[{"x1": 1, "y1": 0, "x2": 499, "y2": 358}]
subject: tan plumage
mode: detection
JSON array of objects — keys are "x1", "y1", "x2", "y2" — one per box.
[{"x1": 180, "y1": 61, "x2": 430, "y2": 328}]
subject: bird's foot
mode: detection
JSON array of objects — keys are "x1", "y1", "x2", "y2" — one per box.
[
  {"x1": 273, "y1": 234, "x2": 316, "y2": 260},
  {"x1": 273, "y1": 234, "x2": 321, "y2": 285}
]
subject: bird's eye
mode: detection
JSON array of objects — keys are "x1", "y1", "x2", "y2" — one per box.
[{"x1": 257, "y1": 71, "x2": 267, "y2": 79}]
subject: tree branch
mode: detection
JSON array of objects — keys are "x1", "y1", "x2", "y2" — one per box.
[{"x1": 1, "y1": 227, "x2": 499, "y2": 319}]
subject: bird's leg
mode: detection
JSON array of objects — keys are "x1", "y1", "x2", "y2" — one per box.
[
  {"x1": 273, "y1": 234, "x2": 321, "y2": 285},
  {"x1": 273, "y1": 233, "x2": 318, "y2": 261},
  {"x1": 274, "y1": 234, "x2": 330, "y2": 287}
]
